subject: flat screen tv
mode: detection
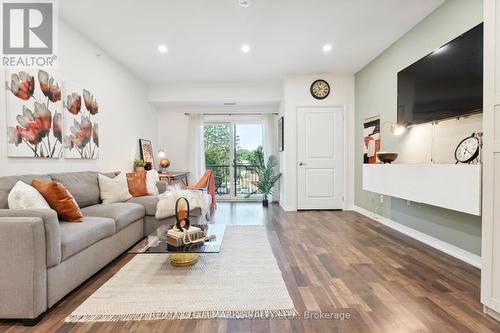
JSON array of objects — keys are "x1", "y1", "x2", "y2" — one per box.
[{"x1": 397, "y1": 23, "x2": 483, "y2": 125}]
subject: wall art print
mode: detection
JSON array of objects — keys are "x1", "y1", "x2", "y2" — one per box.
[
  {"x1": 363, "y1": 115, "x2": 380, "y2": 164},
  {"x1": 139, "y1": 139, "x2": 155, "y2": 166},
  {"x1": 63, "y1": 82, "x2": 99, "y2": 159},
  {"x1": 6, "y1": 69, "x2": 63, "y2": 158}
]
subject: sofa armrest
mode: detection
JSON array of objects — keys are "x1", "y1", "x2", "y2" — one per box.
[
  {"x1": 156, "y1": 181, "x2": 168, "y2": 194},
  {"x1": 0, "y1": 217, "x2": 47, "y2": 319},
  {"x1": 0, "y1": 209, "x2": 61, "y2": 267}
]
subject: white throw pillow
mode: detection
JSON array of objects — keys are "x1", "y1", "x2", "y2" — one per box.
[
  {"x1": 146, "y1": 169, "x2": 159, "y2": 195},
  {"x1": 98, "y1": 173, "x2": 132, "y2": 204},
  {"x1": 8, "y1": 180, "x2": 51, "y2": 210}
]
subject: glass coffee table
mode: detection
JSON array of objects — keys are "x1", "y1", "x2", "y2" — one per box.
[{"x1": 130, "y1": 224, "x2": 226, "y2": 267}]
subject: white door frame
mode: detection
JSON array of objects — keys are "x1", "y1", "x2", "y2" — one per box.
[{"x1": 296, "y1": 105, "x2": 347, "y2": 210}]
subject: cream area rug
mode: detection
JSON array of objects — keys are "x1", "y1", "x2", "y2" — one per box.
[{"x1": 66, "y1": 225, "x2": 296, "y2": 322}]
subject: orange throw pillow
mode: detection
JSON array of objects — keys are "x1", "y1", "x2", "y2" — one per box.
[
  {"x1": 126, "y1": 172, "x2": 148, "y2": 197},
  {"x1": 32, "y1": 180, "x2": 83, "y2": 222}
]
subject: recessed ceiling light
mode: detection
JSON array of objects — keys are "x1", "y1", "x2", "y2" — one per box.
[
  {"x1": 241, "y1": 44, "x2": 250, "y2": 53},
  {"x1": 158, "y1": 44, "x2": 168, "y2": 54},
  {"x1": 239, "y1": 0, "x2": 251, "y2": 7},
  {"x1": 323, "y1": 43, "x2": 333, "y2": 53}
]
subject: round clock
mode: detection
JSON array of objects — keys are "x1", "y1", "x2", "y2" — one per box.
[
  {"x1": 455, "y1": 133, "x2": 480, "y2": 164},
  {"x1": 310, "y1": 79, "x2": 330, "y2": 100}
]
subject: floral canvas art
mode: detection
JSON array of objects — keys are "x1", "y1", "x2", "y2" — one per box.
[
  {"x1": 6, "y1": 69, "x2": 63, "y2": 158},
  {"x1": 63, "y1": 82, "x2": 99, "y2": 159}
]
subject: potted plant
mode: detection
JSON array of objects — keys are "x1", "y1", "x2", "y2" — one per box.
[
  {"x1": 134, "y1": 159, "x2": 146, "y2": 172},
  {"x1": 246, "y1": 147, "x2": 281, "y2": 207}
]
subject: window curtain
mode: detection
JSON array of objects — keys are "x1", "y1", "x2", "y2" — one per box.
[
  {"x1": 187, "y1": 114, "x2": 206, "y2": 184},
  {"x1": 262, "y1": 113, "x2": 279, "y2": 202}
]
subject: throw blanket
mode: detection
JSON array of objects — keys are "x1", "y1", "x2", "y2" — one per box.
[
  {"x1": 186, "y1": 170, "x2": 216, "y2": 212},
  {"x1": 155, "y1": 190, "x2": 210, "y2": 220}
]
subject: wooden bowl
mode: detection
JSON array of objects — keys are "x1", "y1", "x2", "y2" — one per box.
[{"x1": 376, "y1": 152, "x2": 398, "y2": 164}]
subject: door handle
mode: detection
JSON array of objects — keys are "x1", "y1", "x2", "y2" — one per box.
[{"x1": 299, "y1": 162, "x2": 307, "y2": 166}]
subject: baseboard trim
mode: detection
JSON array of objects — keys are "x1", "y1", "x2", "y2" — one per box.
[
  {"x1": 352, "y1": 205, "x2": 481, "y2": 269},
  {"x1": 484, "y1": 305, "x2": 500, "y2": 322}
]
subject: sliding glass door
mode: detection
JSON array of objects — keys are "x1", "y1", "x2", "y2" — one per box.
[
  {"x1": 204, "y1": 120, "x2": 263, "y2": 200},
  {"x1": 204, "y1": 123, "x2": 232, "y2": 197}
]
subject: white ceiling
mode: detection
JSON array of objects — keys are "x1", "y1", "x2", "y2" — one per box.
[{"x1": 60, "y1": 0, "x2": 444, "y2": 84}]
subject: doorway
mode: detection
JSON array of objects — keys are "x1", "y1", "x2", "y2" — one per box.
[{"x1": 204, "y1": 121, "x2": 263, "y2": 200}]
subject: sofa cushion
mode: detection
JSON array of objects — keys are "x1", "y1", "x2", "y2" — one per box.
[
  {"x1": 0, "y1": 175, "x2": 51, "y2": 209},
  {"x1": 49, "y1": 172, "x2": 101, "y2": 208},
  {"x1": 127, "y1": 195, "x2": 158, "y2": 216},
  {"x1": 60, "y1": 216, "x2": 115, "y2": 261},
  {"x1": 81, "y1": 203, "x2": 145, "y2": 231}
]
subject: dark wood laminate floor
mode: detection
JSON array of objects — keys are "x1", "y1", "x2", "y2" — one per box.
[{"x1": 1, "y1": 202, "x2": 499, "y2": 333}]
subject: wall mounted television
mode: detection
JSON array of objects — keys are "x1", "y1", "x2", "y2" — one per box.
[{"x1": 397, "y1": 23, "x2": 483, "y2": 126}]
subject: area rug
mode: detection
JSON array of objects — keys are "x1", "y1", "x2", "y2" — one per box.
[{"x1": 66, "y1": 225, "x2": 296, "y2": 322}]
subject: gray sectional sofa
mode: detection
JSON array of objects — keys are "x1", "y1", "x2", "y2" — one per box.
[{"x1": 0, "y1": 171, "x2": 201, "y2": 324}]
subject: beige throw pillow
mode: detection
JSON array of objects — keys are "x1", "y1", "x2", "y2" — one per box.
[
  {"x1": 8, "y1": 180, "x2": 51, "y2": 210},
  {"x1": 98, "y1": 173, "x2": 132, "y2": 204}
]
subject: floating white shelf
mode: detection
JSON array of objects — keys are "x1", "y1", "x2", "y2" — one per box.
[{"x1": 362, "y1": 164, "x2": 481, "y2": 216}]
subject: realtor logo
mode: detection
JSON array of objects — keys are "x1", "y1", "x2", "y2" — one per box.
[{"x1": 1, "y1": 0, "x2": 58, "y2": 67}]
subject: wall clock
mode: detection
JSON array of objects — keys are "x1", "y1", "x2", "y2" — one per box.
[
  {"x1": 455, "y1": 133, "x2": 480, "y2": 164},
  {"x1": 310, "y1": 79, "x2": 330, "y2": 100}
]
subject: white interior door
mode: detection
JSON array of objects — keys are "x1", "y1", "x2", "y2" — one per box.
[
  {"x1": 481, "y1": 0, "x2": 500, "y2": 317},
  {"x1": 297, "y1": 107, "x2": 344, "y2": 209}
]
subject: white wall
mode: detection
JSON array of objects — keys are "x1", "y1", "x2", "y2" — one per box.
[
  {"x1": 149, "y1": 82, "x2": 282, "y2": 106},
  {"x1": 279, "y1": 73, "x2": 355, "y2": 211},
  {"x1": 157, "y1": 111, "x2": 190, "y2": 172},
  {"x1": 0, "y1": 20, "x2": 158, "y2": 176}
]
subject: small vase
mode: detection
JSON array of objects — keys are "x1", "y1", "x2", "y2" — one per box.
[
  {"x1": 135, "y1": 166, "x2": 145, "y2": 172},
  {"x1": 262, "y1": 198, "x2": 269, "y2": 207}
]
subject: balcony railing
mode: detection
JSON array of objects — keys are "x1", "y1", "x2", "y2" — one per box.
[{"x1": 206, "y1": 164, "x2": 260, "y2": 197}]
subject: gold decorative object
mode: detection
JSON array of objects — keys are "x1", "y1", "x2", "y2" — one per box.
[
  {"x1": 160, "y1": 159, "x2": 170, "y2": 168},
  {"x1": 170, "y1": 253, "x2": 199, "y2": 267}
]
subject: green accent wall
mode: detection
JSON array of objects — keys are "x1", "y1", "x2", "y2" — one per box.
[{"x1": 354, "y1": 0, "x2": 483, "y2": 255}]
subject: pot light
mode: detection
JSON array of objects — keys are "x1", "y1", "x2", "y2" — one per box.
[
  {"x1": 323, "y1": 43, "x2": 333, "y2": 53},
  {"x1": 239, "y1": 0, "x2": 251, "y2": 7},
  {"x1": 241, "y1": 44, "x2": 250, "y2": 53},
  {"x1": 158, "y1": 44, "x2": 168, "y2": 54}
]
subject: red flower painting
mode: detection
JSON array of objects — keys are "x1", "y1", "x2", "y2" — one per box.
[
  {"x1": 63, "y1": 84, "x2": 99, "y2": 159},
  {"x1": 6, "y1": 70, "x2": 63, "y2": 158}
]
